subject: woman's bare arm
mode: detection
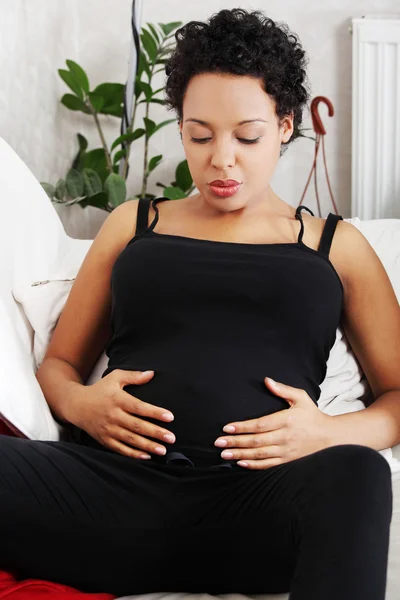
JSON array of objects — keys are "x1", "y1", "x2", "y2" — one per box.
[{"x1": 35, "y1": 199, "x2": 140, "y2": 425}]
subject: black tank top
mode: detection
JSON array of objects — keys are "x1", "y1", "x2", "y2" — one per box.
[{"x1": 102, "y1": 197, "x2": 344, "y2": 468}]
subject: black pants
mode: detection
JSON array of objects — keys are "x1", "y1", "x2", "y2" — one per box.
[{"x1": 0, "y1": 434, "x2": 393, "y2": 599}]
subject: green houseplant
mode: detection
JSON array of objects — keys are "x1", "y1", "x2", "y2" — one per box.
[{"x1": 41, "y1": 21, "x2": 196, "y2": 212}]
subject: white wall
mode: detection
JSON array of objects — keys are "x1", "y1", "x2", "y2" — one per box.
[{"x1": 0, "y1": 0, "x2": 397, "y2": 238}]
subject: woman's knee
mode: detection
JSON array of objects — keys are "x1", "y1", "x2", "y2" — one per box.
[
  {"x1": 305, "y1": 444, "x2": 392, "y2": 512},
  {"x1": 319, "y1": 443, "x2": 392, "y2": 479}
]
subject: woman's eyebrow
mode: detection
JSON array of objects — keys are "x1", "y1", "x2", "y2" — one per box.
[{"x1": 184, "y1": 118, "x2": 268, "y2": 125}]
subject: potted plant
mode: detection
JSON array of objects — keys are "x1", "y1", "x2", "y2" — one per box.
[{"x1": 41, "y1": 20, "x2": 196, "y2": 213}]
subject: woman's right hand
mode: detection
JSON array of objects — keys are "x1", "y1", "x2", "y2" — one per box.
[{"x1": 73, "y1": 369, "x2": 175, "y2": 459}]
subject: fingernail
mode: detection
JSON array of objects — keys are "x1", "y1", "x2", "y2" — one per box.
[
  {"x1": 267, "y1": 377, "x2": 278, "y2": 387},
  {"x1": 221, "y1": 451, "x2": 233, "y2": 458},
  {"x1": 155, "y1": 446, "x2": 166, "y2": 455},
  {"x1": 162, "y1": 413, "x2": 174, "y2": 421},
  {"x1": 164, "y1": 434, "x2": 175, "y2": 443},
  {"x1": 237, "y1": 461, "x2": 248, "y2": 467},
  {"x1": 139, "y1": 453, "x2": 151, "y2": 460},
  {"x1": 223, "y1": 425, "x2": 235, "y2": 433},
  {"x1": 215, "y1": 439, "x2": 227, "y2": 447}
]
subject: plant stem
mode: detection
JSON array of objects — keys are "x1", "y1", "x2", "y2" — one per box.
[
  {"x1": 122, "y1": 96, "x2": 138, "y2": 180},
  {"x1": 87, "y1": 99, "x2": 113, "y2": 173},
  {"x1": 140, "y1": 98, "x2": 151, "y2": 198},
  {"x1": 140, "y1": 32, "x2": 169, "y2": 198}
]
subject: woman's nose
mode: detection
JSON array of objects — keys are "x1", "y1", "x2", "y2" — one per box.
[{"x1": 211, "y1": 142, "x2": 236, "y2": 170}]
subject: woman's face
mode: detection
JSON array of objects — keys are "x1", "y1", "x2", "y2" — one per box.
[{"x1": 180, "y1": 73, "x2": 293, "y2": 213}]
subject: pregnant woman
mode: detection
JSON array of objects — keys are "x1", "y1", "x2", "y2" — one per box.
[{"x1": 1, "y1": 8, "x2": 399, "y2": 600}]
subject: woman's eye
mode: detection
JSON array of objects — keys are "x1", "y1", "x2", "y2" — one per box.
[
  {"x1": 190, "y1": 137, "x2": 261, "y2": 144},
  {"x1": 238, "y1": 138, "x2": 260, "y2": 144},
  {"x1": 190, "y1": 137, "x2": 212, "y2": 144}
]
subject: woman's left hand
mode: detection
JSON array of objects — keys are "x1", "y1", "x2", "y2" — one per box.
[{"x1": 214, "y1": 377, "x2": 335, "y2": 470}]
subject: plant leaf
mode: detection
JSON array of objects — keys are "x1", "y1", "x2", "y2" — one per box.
[
  {"x1": 138, "y1": 98, "x2": 165, "y2": 106},
  {"x1": 111, "y1": 128, "x2": 145, "y2": 151},
  {"x1": 152, "y1": 86, "x2": 164, "y2": 96},
  {"x1": 61, "y1": 94, "x2": 90, "y2": 113},
  {"x1": 163, "y1": 186, "x2": 185, "y2": 200},
  {"x1": 82, "y1": 168, "x2": 102, "y2": 197},
  {"x1": 79, "y1": 149, "x2": 109, "y2": 183},
  {"x1": 175, "y1": 160, "x2": 193, "y2": 192},
  {"x1": 77, "y1": 133, "x2": 88, "y2": 152},
  {"x1": 84, "y1": 191, "x2": 109, "y2": 210},
  {"x1": 135, "y1": 79, "x2": 144, "y2": 99},
  {"x1": 72, "y1": 134, "x2": 88, "y2": 170},
  {"x1": 140, "y1": 29, "x2": 158, "y2": 64},
  {"x1": 148, "y1": 154, "x2": 163, "y2": 173},
  {"x1": 158, "y1": 44, "x2": 175, "y2": 57},
  {"x1": 159, "y1": 22, "x2": 182, "y2": 36},
  {"x1": 153, "y1": 118, "x2": 176, "y2": 135},
  {"x1": 40, "y1": 182, "x2": 55, "y2": 198},
  {"x1": 140, "y1": 81, "x2": 153, "y2": 101},
  {"x1": 92, "y1": 83, "x2": 124, "y2": 117},
  {"x1": 57, "y1": 195, "x2": 87, "y2": 206},
  {"x1": 66, "y1": 169, "x2": 84, "y2": 197},
  {"x1": 55, "y1": 179, "x2": 66, "y2": 200},
  {"x1": 143, "y1": 117, "x2": 156, "y2": 137},
  {"x1": 88, "y1": 92, "x2": 104, "y2": 112},
  {"x1": 58, "y1": 69, "x2": 84, "y2": 99},
  {"x1": 147, "y1": 23, "x2": 160, "y2": 43},
  {"x1": 101, "y1": 103, "x2": 124, "y2": 117},
  {"x1": 66, "y1": 60, "x2": 90, "y2": 94},
  {"x1": 113, "y1": 149, "x2": 127, "y2": 165},
  {"x1": 104, "y1": 173, "x2": 127, "y2": 208},
  {"x1": 137, "y1": 50, "x2": 151, "y2": 80}
]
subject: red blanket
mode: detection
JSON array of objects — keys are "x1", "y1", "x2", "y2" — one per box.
[{"x1": 0, "y1": 420, "x2": 116, "y2": 600}]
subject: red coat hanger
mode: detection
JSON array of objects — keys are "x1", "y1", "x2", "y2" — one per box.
[{"x1": 298, "y1": 96, "x2": 340, "y2": 218}]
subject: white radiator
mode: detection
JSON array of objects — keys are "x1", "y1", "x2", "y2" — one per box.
[{"x1": 351, "y1": 16, "x2": 400, "y2": 219}]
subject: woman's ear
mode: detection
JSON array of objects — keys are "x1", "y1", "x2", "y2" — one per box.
[{"x1": 280, "y1": 113, "x2": 294, "y2": 144}]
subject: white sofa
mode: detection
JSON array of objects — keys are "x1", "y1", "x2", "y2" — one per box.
[{"x1": 1, "y1": 135, "x2": 400, "y2": 600}]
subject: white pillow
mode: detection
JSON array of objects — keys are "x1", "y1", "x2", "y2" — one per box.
[
  {"x1": 0, "y1": 294, "x2": 62, "y2": 440},
  {"x1": 13, "y1": 236, "x2": 93, "y2": 371},
  {"x1": 0, "y1": 137, "x2": 70, "y2": 351},
  {"x1": 0, "y1": 137, "x2": 96, "y2": 373},
  {"x1": 0, "y1": 137, "x2": 108, "y2": 440}
]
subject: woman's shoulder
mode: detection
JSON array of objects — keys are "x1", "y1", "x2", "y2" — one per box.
[{"x1": 107, "y1": 198, "x2": 142, "y2": 243}]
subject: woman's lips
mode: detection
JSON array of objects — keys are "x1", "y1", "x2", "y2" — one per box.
[{"x1": 208, "y1": 182, "x2": 242, "y2": 197}]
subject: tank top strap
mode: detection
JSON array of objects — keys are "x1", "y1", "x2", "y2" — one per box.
[
  {"x1": 135, "y1": 197, "x2": 152, "y2": 235},
  {"x1": 295, "y1": 205, "x2": 315, "y2": 244},
  {"x1": 317, "y1": 212, "x2": 343, "y2": 259},
  {"x1": 135, "y1": 197, "x2": 167, "y2": 235},
  {"x1": 295, "y1": 205, "x2": 343, "y2": 259}
]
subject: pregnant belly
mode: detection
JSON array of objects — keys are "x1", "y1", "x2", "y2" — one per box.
[{"x1": 121, "y1": 364, "x2": 290, "y2": 453}]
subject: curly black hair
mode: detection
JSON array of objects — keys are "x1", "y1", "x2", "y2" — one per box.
[{"x1": 164, "y1": 8, "x2": 310, "y2": 150}]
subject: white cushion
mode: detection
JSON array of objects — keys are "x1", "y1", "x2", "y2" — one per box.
[
  {"x1": 0, "y1": 294, "x2": 62, "y2": 439},
  {"x1": 0, "y1": 137, "x2": 109, "y2": 441},
  {"x1": 0, "y1": 138, "x2": 68, "y2": 439},
  {"x1": 14, "y1": 236, "x2": 93, "y2": 372}
]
